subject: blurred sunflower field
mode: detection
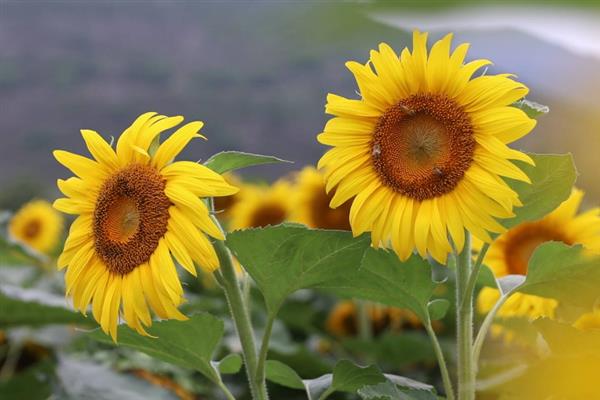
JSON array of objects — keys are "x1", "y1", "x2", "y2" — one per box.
[{"x1": 1, "y1": 1, "x2": 600, "y2": 400}]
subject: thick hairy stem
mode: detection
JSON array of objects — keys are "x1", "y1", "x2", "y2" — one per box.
[{"x1": 455, "y1": 232, "x2": 475, "y2": 400}]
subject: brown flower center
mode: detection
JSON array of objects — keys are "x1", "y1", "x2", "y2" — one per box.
[
  {"x1": 503, "y1": 222, "x2": 573, "y2": 275},
  {"x1": 93, "y1": 164, "x2": 171, "y2": 275},
  {"x1": 23, "y1": 219, "x2": 42, "y2": 239},
  {"x1": 372, "y1": 94, "x2": 475, "y2": 201},
  {"x1": 310, "y1": 188, "x2": 351, "y2": 230},
  {"x1": 249, "y1": 204, "x2": 287, "y2": 228}
]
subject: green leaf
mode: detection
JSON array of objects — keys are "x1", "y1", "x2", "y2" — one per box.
[
  {"x1": 358, "y1": 382, "x2": 438, "y2": 400},
  {"x1": 503, "y1": 153, "x2": 576, "y2": 230},
  {"x1": 265, "y1": 360, "x2": 305, "y2": 390},
  {"x1": 514, "y1": 99, "x2": 549, "y2": 119},
  {"x1": 324, "y1": 360, "x2": 387, "y2": 397},
  {"x1": 203, "y1": 151, "x2": 291, "y2": 174},
  {"x1": 266, "y1": 359, "x2": 432, "y2": 400},
  {"x1": 226, "y1": 224, "x2": 371, "y2": 315},
  {"x1": 88, "y1": 313, "x2": 225, "y2": 384},
  {"x1": 0, "y1": 285, "x2": 91, "y2": 327},
  {"x1": 515, "y1": 242, "x2": 600, "y2": 309},
  {"x1": 214, "y1": 354, "x2": 243, "y2": 374},
  {"x1": 427, "y1": 299, "x2": 449, "y2": 320},
  {"x1": 227, "y1": 225, "x2": 439, "y2": 321},
  {"x1": 329, "y1": 247, "x2": 438, "y2": 322}
]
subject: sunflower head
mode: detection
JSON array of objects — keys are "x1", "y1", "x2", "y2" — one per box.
[
  {"x1": 9, "y1": 200, "x2": 63, "y2": 255},
  {"x1": 53, "y1": 112, "x2": 238, "y2": 340},
  {"x1": 477, "y1": 188, "x2": 600, "y2": 320},
  {"x1": 229, "y1": 180, "x2": 293, "y2": 230},
  {"x1": 325, "y1": 301, "x2": 389, "y2": 338},
  {"x1": 291, "y1": 166, "x2": 352, "y2": 230},
  {"x1": 317, "y1": 30, "x2": 536, "y2": 263}
]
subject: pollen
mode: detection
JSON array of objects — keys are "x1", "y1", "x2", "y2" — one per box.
[
  {"x1": 371, "y1": 94, "x2": 475, "y2": 201},
  {"x1": 93, "y1": 164, "x2": 172, "y2": 275}
]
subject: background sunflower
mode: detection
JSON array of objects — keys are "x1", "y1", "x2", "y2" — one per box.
[{"x1": 8, "y1": 200, "x2": 63, "y2": 255}]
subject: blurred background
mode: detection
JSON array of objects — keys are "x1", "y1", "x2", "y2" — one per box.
[{"x1": 0, "y1": 0, "x2": 599, "y2": 208}]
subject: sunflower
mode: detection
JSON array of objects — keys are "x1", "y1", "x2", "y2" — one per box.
[
  {"x1": 9, "y1": 200, "x2": 63, "y2": 255},
  {"x1": 317, "y1": 30, "x2": 536, "y2": 263},
  {"x1": 292, "y1": 166, "x2": 352, "y2": 230},
  {"x1": 477, "y1": 188, "x2": 600, "y2": 320},
  {"x1": 53, "y1": 112, "x2": 238, "y2": 340},
  {"x1": 229, "y1": 180, "x2": 293, "y2": 229}
]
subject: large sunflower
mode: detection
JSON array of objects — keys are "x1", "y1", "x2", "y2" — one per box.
[
  {"x1": 292, "y1": 166, "x2": 352, "y2": 230},
  {"x1": 477, "y1": 188, "x2": 600, "y2": 319},
  {"x1": 53, "y1": 112, "x2": 238, "y2": 340},
  {"x1": 9, "y1": 200, "x2": 63, "y2": 255},
  {"x1": 229, "y1": 180, "x2": 293, "y2": 229},
  {"x1": 317, "y1": 31, "x2": 536, "y2": 263}
]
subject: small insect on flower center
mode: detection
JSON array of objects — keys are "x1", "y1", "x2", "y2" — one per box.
[
  {"x1": 372, "y1": 94, "x2": 475, "y2": 200},
  {"x1": 503, "y1": 222, "x2": 573, "y2": 276},
  {"x1": 93, "y1": 164, "x2": 171, "y2": 275},
  {"x1": 23, "y1": 219, "x2": 42, "y2": 239}
]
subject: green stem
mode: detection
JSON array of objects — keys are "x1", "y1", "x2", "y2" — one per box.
[
  {"x1": 460, "y1": 243, "x2": 489, "y2": 311},
  {"x1": 424, "y1": 319, "x2": 455, "y2": 400},
  {"x1": 255, "y1": 314, "x2": 275, "y2": 393},
  {"x1": 472, "y1": 293, "x2": 510, "y2": 370},
  {"x1": 356, "y1": 299, "x2": 372, "y2": 341},
  {"x1": 455, "y1": 232, "x2": 475, "y2": 400},
  {"x1": 214, "y1": 242, "x2": 266, "y2": 400},
  {"x1": 216, "y1": 379, "x2": 237, "y2": 400}
]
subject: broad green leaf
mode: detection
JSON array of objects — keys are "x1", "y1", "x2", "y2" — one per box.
[
  {"x1": 514, "y1": 99, "x2": 549, "y2": 119},
  {"x1": 204, "y1": 151, "x2": 291, "y2": 174},
  {"x1": 265, "y1": 360, "x2": 305, "y2": 390},
  {"x1": 358, "y1": 382, "x2": 438, "y2": 400},
  {"x1": 214, "y1": 354, "x2": 243, "y2": 374},
  {"x1": 89, "y1": 313, "x2": 224, "y2": 384},
  {"x1": 323, "y1": 360, "x2": 387, "y2": 398},
  {"x1": 266, "y1": 359, "x2": 432, "y2": 400},
  {"x1": 328, "y1": 247, "x2": 438, "y2": 321},
  {"x1": 427, "y1": 299, "x2": 449, "y2": 320},
  {"x1": 503, "y1": 153, "x2": 576, "y2": 230},
  {"x1": 0, "y1": 285, "x2": 91, "y2": 327},
  {"x1": 515, "y1": 242, "x2": 600, "y2": 308},
  {"x1": 227, "y1": 225, "x2": 438, "y2": 321},
  {"x1": 226, "y1": 225, "x2": 371, "y2": 315}
]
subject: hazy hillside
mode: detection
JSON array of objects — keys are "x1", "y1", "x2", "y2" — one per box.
[{"x1": 1, "y1": 2, "x2": 599, "y2": 209}]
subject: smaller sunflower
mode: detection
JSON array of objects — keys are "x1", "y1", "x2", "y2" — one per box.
[
  {"x1": 291, "y1": 166, "x2": 352, "y2": 230},
  {"x1": 477, "y1": 188, "x2": 600, "y2": 320},
  {"x1": 9, "y1": 200, "x2": 63, "y2": 255},
  {"x1": 229, "y1": 180, "x2": 293, "y2": 229}
]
